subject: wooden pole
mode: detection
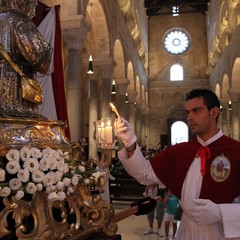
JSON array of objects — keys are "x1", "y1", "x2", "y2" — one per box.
[{"x1": 113, "y1": 196, "x2": 161, "y2": 222}]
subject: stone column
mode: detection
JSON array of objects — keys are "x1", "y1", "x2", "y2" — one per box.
[
  {"x1": 95, "y1": 57, "x2": 116, "y2": 119},
  {"x1": 115, "y1": 78, "x2": 130, "y2": 119},
  {"x1": 220, "y1": 99, "x2": 229, "y2": 136},
  {"x1": 62, "y1": 18, "x2": 91, "y2": 141},
  {"x1": 126, "y1": 90, "x2": 137, "y2": 130},
  {"x1": 88, "y1": 79, "x2": 98, "y2": 158},
  {"x1": 135, "y1": 98, "x2": 143, "y2": 145},
  {"x1": 141, "y1": 105, "x2": 149, "y2": 147},
  {"x1": 228, "y1": 89, "x2": 240, "y2": 140}
]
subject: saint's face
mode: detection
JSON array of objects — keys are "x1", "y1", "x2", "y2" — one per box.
[
  {"x1": 25, "y1": 0, "x2": 38, "y2": 18},
  {"x1": 185, "y1": 96, "x2": 217, "y2": 140}
]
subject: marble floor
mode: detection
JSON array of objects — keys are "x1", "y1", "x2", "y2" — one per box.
[{"x1": 113, "y1": 201, "x2": 177, "y2": 240}]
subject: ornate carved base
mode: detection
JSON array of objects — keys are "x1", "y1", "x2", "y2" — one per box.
[
  {"x1": 0, "y1": 116, "x2": 118, "y2": 239},
  {"x1": 0, "y1": 186, "x2": 117, "y2": 240},
  {"x1": 0, "y1": 116, "x2": 71, "y2": 156}
]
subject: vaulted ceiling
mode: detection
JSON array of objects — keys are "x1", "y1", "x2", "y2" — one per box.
[{"x1": 144, "y1": 0, "x2": 209, "y2": 17}]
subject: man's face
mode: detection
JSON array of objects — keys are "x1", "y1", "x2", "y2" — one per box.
[{"x1": 185, "y1": 96, "x2": 216, "y2": 138}]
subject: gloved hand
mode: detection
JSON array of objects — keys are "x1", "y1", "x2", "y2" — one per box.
[
  {"x1": 115, "y1": 118, "x2": 137, "y2": 147},
  {"x1": 131, "y1": 197, "x2": 156, "y2": 216},
  {"x1": 189, "y1": 199, "x2": 221, "y2": 226}
]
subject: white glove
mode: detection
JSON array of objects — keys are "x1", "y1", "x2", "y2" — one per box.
[
  {"x1": 115, "y1": 118, "x2": 137, "y2": 147},
  {"x1": 189, "y1": 199, "x2": 221, "y2": 226}
]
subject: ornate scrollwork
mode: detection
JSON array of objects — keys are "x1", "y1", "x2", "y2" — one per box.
[
  {"x1": 0, "y1": 184, "x2": 117, "y2": 239},
  {"x1": 0, "y1": 117, "x2": 117, "y2": 239}
]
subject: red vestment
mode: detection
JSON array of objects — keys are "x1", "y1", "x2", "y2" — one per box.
[{"x1": 150, "y1": 135, "x2": 240, "y2": 203}]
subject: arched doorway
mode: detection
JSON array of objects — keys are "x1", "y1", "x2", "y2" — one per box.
[{"x1": 171, "y1": 121, "x2": 188, "y2": 145}]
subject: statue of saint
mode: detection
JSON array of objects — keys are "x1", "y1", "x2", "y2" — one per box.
[{"x1": 0, "y1": 0, "x2": 52, "y2": 117}]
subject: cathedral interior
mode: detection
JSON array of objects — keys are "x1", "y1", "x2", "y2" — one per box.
[
  {"x1": 38, "y1": 0, "x2": 240, "y2": 151},
  {"x1": 0, "y1": 0, "x2": 240, "y2": 239}
]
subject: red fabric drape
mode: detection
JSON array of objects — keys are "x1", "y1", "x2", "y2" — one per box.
[{"x1": 52, "y1": 5, "x2": 71, "y2": 139}]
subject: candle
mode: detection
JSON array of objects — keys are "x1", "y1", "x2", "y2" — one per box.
[{"x1": 105, "y1": 119, "x2": 113, "y2": 145}]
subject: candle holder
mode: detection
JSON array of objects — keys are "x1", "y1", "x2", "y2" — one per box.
[{"x1": 96, "y1": 118, "x2": 116, "y2": 150}]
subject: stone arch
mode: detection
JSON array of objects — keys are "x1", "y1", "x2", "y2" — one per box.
[
  {"x1": 87, "y1": 1, "x2": 110, "y2": 58},
  {"x1": 222, "y1": 74, "x2": 230, "y2": 99},
  {"x1": 136, "y1": 75, "x2": 141, "y2": 100},
  {"x1": 215, "y1": 83, "x2": 221, "y2": 99},
  {"x1": 161, "y1": 92, "x2": 171, "y2": 101},
  {"x1": 231, "y1": 57, "x2": 240, "y2": 88},
  {"x1": 127, "y1": 61, "x2": 135, "y2": 92},
  {"x1": 113, "y1": 39, "x2": 125, "y2": 79}
]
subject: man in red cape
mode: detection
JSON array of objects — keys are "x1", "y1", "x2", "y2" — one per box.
[{"x1": 115, "y1": 88, "x2": 240, "y2": 240}]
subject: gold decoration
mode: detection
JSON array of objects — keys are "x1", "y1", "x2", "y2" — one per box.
[{"x1": 0, "y1": 117, "x2": 118, "y2": 239}]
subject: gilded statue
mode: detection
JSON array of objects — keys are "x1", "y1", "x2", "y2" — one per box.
[{"x1": 0, "y1": 0, "x2": 52, "y2": 117}]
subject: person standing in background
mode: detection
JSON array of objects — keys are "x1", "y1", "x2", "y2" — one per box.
[
  {"x1": 143, "y1": 184, "x2": 166, "y2": 237},
  {"x1": 163, "y1": 190, "x2": 179, "y2": 239}
]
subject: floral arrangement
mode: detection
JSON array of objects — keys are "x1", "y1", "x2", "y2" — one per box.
[{"x1": 0, "y1": 146, "x2": 101, "y2": 202}]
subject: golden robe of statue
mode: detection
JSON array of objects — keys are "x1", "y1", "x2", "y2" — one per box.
[{"x1": 0, "y1": 0, "x2": 52, "y2": 117}]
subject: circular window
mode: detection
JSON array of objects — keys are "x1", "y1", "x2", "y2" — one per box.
[{"x1": 163, "y1": 29, "x2": 190, "y2": 55}]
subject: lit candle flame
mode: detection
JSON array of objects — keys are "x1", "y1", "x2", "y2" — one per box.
[{"x1": 110, "y1": 102, "x2": 121, "y2": 122}]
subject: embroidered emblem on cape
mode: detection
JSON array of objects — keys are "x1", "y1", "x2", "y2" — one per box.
[{"x1": 210, "y1": 154, "x2": 231, "y2": 182}]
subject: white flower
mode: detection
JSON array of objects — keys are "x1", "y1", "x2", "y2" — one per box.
[
  {"x1": 17, "y1": 168, "x2": 30, "y2": 183},
  {"x1": 52, "y1": 149, "x2": 60, "y2": 158},
  {"x1": 72, "y1": 175, "x2": 79, "y2": 186},
  {"x1": 56, "y1": 160, "x2": 65, "y2": 172},
  {"x1": 48, "y1": 192, "x2": 59, "y2": 202},
  {"x1": 0, "y1": 187, "x2": 11, "y2": 197},
  {"x1": 57, "y1": 191, "x2": 66, "y2": 201},
  {"x1": 42, "y1": 147, "x2": 54, "y2": 157},
  {"x1": 6, "y1": 160, "x2": 21, "y2": 174},
  {"x1": 31, "y1": 170, "x2": 45, "y2": 183},
  {"x1": 54, "y1": 171, "x2": 63, "y2": 182},
  {"x1": 39, "y1": 157, "x2": 50, "y2": 171},
  {"x1": 36, "y1": 183, "x2": 43, "y2": 191},
  {"x1": 15, "y1": 190, "x2": 24, "y2": 200},
  {"x1": 78, "y1": 165, "x2": 85, "y2": 172},
  {"x1": 6, "y1": 149, "x2": 20, "y2": 162},
  {"x1": 23, "y1": 158, "x2": 40, "y2": 173},
  {"x1": 57, "y1": 149, "x2": 64, "y2": 156},
  {"x1": 56, "y1": 181, "x2": 65, "y2": 190},
  {"x1": 20, "y1": 147, "x2": 31, "y2": 161},
  {"x1": 2, "y1": 146, "x2": 86, "y2": 200},
  {"x1": 49, "y1": 157, "x2": 58, "y2": 170},
  {"x1": 43, "y1": 171, "x2": 56, "y2": 187},
  {"x1": 62, "y1": 163, "x2": 69, "y2": 174},
  {"x1": 0, "y1": 168, "x2": 6, "y2": 181},
  {"x1": 9, "y1": 178, "x2": 22, "y2": 191},
  {"x1": 26, "y1": 182, "x2": 37, "y2": 194},
  {"x1": 63, "y1": 177, "x2": 71, "y2": 187},
  {"x1": 31, "y1": 147, "x2": 42, "y2": 159},
  {"x1": 51, "y1": 185, "x2": 57, "y2": 192},
  {"x1": 67, "y1": 186, "x2": 74, "y2": 194},
  {"x1": 45, "y1": 186, "x2": 52, "y2": 194}
]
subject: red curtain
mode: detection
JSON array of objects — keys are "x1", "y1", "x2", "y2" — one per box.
[{"x1": 52, "y1": 5, "x2": 71, "y2": 139}]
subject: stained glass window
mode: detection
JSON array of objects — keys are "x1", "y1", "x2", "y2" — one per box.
[{"x1": 164, "y1": 29, "x2": 190, "y2": 55}]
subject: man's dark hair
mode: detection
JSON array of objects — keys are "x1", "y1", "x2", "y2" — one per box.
[{"x1": 185, "y1": 88, "x2": 220, "y2": 111}]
